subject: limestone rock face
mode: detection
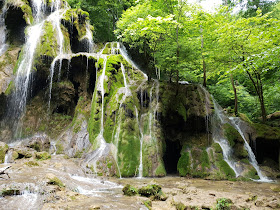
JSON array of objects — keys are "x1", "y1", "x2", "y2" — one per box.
[{"x1": 0, "y1": 0, "x2": 278, "y2": 179}]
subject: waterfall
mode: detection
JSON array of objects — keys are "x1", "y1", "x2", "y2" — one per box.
[
  {"x1": 229, "y1": 117, "x2": 271, "y2": 182},
  {"x1": 0, "y1": 5, "x2": 7, "y2": 57},
  {"x1": 31, "y1": 0, "x2": 46, "y2": 22},
  {"x1": 47, "y1": 6, "x2": 68, "y2": 81},
  {"x1": 135, "y1": 107, "x2": 144, "y2": 178},
  {"x1": 213, "y1": 100, "x2": 272, "y2": 181},
  {"x1": 11, "y1": 22, "x2": 45, "y2": 129},
  {"x1": 212, "y1": 100, "x2": 242, "y2": 177},
  {"x1": 119, "y1": 43, "x2": 144, "y2": 73},
  {"x1": 7, "y1": 0, "x2": 68, "y2": 132}
]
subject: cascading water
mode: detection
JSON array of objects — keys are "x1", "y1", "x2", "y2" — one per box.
[
  {"x1": 212, "y1": 100, "x2": 271, "y2": 181},
  {"x1": 85, "y1": 57, "x2": 108, "y2": 173},
  {"x1": 31, "y1": 0, "x2": 46, "y2": 22},
  {"x1": 7, "y1": 0, "x2": 67, "y2": 133},
  {"x1": 10, "y1": 22, "x2": 45, "y2": 130},
  {"x1": 212, "y1": 100, "x2": 242, "y2": 177},
  {"x1": 229, "y1": 117, "x2": 271, "y2": 182},
  {"x1": 0, "y1": 5, "x2": 7, "y2": 57},
  {"x1": 135, "y1": 107, "x2": 144, "y2": 178}
]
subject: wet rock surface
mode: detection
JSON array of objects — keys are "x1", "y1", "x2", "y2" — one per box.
[{"x1": 1, "y1": 152, "x2": 279, "y2": 210}]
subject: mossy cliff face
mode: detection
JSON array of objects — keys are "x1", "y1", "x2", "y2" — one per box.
[
  {"x1": 0, "y1": 47, "x2": 20, "y2": 121},
  {"x1": 86, "y1": 50, "x2": 215, "y2": 177},
  {"x1": 5, "y1": 0, "x2": 33, "y2": 45},
  {"x1": 61, "y1": 8, "x2": 92, "y2": 53}
]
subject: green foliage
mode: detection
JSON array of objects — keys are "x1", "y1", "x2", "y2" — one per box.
[
  {"x1": 114, "y1": 0, "x2": 280, "y2": 122},
  {"x1": 216, "y1": 198, "x2": 233, "y2": 210},
  {"x1": 67, "y1": 0, "x2": 135, "y2": 41}
]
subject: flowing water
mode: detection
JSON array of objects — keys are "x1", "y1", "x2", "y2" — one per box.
[
  {"x1": 10, "y1": 22, "x2": 45, "y2": 129},
  {"x1": 229, "y1": 117, "x2": 272, "y2": 182},
  {"x1": 212, "y1": 100, "x2": 242, "y2": 177},
  {"x1": 8, "y1": 0, "x2": 67, "y2": 132},
  {"x1": 0, "y1": 5, "x2": 7, "y2": 57},
  {"x1": 212, "y1": 100, "x2": 271, "y2": 181}
]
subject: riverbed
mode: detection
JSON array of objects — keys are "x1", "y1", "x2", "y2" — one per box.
[{"x1": 0, "y1": 155, "x2": 279, "y2": 209}]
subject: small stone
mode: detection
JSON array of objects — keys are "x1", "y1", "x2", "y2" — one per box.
[{"x1": 255, "y1": 200, "x2": 264, "y2": 207}]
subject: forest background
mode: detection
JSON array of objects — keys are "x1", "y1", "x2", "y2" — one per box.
[{"x1": 67, "y1": 0, "x2": 280, "y2": 123}]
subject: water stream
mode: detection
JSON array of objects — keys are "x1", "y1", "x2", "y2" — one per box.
[{"x1": 229, "y1": 117, "x2": 271, "y2": 182}]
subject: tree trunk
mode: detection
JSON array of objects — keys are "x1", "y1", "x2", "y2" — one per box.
[
  {"x1": 230, "y1": 74, "x2": 238, "y2": 116},
  {"x1": 176, "y1": 25, "x2": 180, "y2": 95},
  {"x1": 203, "y1": 60, "x2": 206, "y2": 87},
  {"x1": 246, "y1": 70, "x2": 267, "y2": 122},
  {"x1": 200, "y1": 26, "x2": 206, "y2": 87}
]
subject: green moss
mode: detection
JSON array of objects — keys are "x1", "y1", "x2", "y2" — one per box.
[
  {"x1": 224, "y1": 123, "x2": 243, "y2": 146},
  {"x1": 233, "y1": 143, "x2": 248, "y2": 159},
  {"x1": 199, "y1": 149, "x2": 210, "y2": 173},
  {"x1": 155, "y1": 162, "x2": 166, "y2": 177},
  {"x1": 47, "y1": 177, "x2": 65, "y2": 188},
  {"x1": 62, "y1": 8, "x2": 90, "y2": 40},
  {"x1": 241, "y1": 158, "x2": 250, "y2": 164},
  {"x1": 0, "y1": 188, "x2": 20, "y2": 197},
  {"x1": 177, "y1": 151, "x2": 191, "y2": 176},
  {"x1": 217, "y1": 159, "x2": 236, "y2": 178},
  {"x1": 177, "y1": 102, "x2": 187, "y2": 122},
  {"x1": 212, "y1": 143, "x2": 223, "y2": 153},
  {"x1": 138, "y1": 184, "x2": 161, "y2": 197},
  {"x1": 25, "y1": 161, "x2": 39, "y2": 167},
  {"x1": 245, "y1": 168, "x2": 260, "y2": 180},
  {"x1": 253, "y1": 123, "x2": 280, "y2": 140},
  {"x1": 35, "y1": 152, "x2": 51, "y2": 160},
  {"x1": 122, "y1": 184, "x2": 138, "y2": 196},
  {"x1": 0, "y1": 143, "x2": 8, "y2": 163},
  {"x1": 5, "y1": 81, "x2": 15, "y2": 95},
  {"x1": 12, "y1": 151, "x2": 19, "y2": 160},
  {"x1": 56, "y1": 142, "x2": 64, "y2": 154},
  {"x1": 216, "y1": 198, "x2": 233, "y2": 210},
  {"x1": 174, "y1": 202, "x2": 186, "y2": 210},
  {"x1": 20, "y1": 1, "x2": 33, "y2": 24},
  {"x1": 73, "y1": 119, "x2": 82, "y2": 133},
  {"x1": 37, "y1": 21, "x2": 58, "y2": 58},
  {"x1": 143, "y1": 200, "x2": 152, "y2": 210}
]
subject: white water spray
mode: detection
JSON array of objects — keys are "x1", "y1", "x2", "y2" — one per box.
[{"x1": 229, "y1": 117, "x2": 271, "y2": 182}]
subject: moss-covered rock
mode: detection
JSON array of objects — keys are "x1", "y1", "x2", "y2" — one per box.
[
  {"x1": 138, "y1": 184, "x2": 167, "y2": 201},
  {"x1": 223, "y1": 123, "x2": 243, "y2": 147},
  {"x1": 0, "y1": 142, "x2": 8, "y2": 163},
  {"x1": 36, "y1": 151, "x2": 51, "y2": 160},
  {"x1": 122, "y1": 184, "x2": 138, "y2": 196},
  {"x1": 177, "y1": 151, "x2": 191, "y2": 176},
  {"x1": 0, "y1": 188, "x2": 21, "y2": 197},
  {"x1": 46, "y1": 173, "x2": 65, "y2": 187}
]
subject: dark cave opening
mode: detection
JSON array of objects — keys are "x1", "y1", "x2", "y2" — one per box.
[
  {"x1": 163, "y1": 140, "x2": 181, "y2": 174},
  {"x1": 5, "y1": 7, "x2": 27, "y2": 45},
  {"x1": 256, "y1": 138, "x2": 279, "y2": 168},
  {"x1": 55, "y1": 105, "x2": 68, "y2": 115}
]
